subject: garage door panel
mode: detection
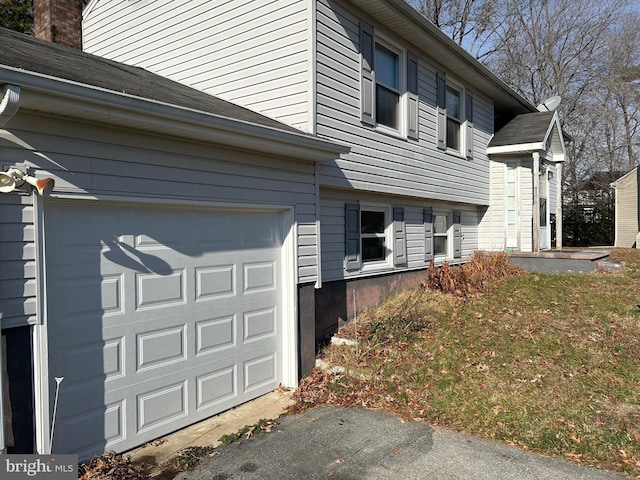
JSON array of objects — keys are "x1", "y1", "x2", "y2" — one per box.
[
  {"x1": 243, "y1": 260, "x2": 277, "y2": 293},
  {"x1": 56, "y1": 398, "x2": 126, "y2": 460},
  {"x1": 47, "y1": 268, "x2": 124, "y2": 334},
  {"x1": 241, "y1": 213, "x2": 280, "y2": 246},
  {"x1": 136, "y1": 380, "x2": 187, "y2": 433},
  {"x1": 195, "y1": 264, "x2": 236, "y2": 300},
  {"x1": 135, "y1": 325, "x2": 187, "y2": 372},
  {"x1": 195, "y1": 314, "x2": 237, "y2": 356},
  {"x1": 50, "y1": 335, "x2": 125, "y2": 392},
  {"x1": 243, "y1": 353, "x2": 278, "y2": 393},
  {"x1": 195, "y1": 365, "x2": 237, "y2": 411},
  {"x1": 46, "y1": 202, "x2": 286, "y2": 456},
  {"x1": 46, "y1": 205, "x2": 126, "y2": 267},
  {"x1": 243, "y1": 307, "x2": 277, "y2": 343},
  {"x1": 135, "y1": 269, "x2": 186, "y2": 310}
]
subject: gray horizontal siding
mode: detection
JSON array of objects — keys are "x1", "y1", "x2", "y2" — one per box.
[
  {"x1": 3, "y1": 112, "x2": 320, "y2": 303},
  {"x1": 320, "y1": 189, "x2": 479, "y2": 282},
  {"x1": 315, "y1": 0, "x2": 492, "y2": 205},
  {"x1": 0, "y1": 194, "x2": 37, "y2": 327}
]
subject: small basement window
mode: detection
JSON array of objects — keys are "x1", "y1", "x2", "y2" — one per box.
[
  {"x1": 434, "y1": 214, "x2": 449, "y2": 256},
  {"x1": 361, "y1": 209, "x2": 387, "y2": 262}
]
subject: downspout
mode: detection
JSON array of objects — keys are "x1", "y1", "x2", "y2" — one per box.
[
  {"x1": 0, "y1": 84, "x2": 21, "y2": 127},
  {"x1": 314, "y1": 162, "x2": 322, "y2": 288},
  {"x1": 532, "y1": 152, "x2": 540, "y2": 253},
  {"x1": 309, "y1": 0, "x2": 322, "y2": 288},
  {"x1": 555, "y1": 162, "x2": 563, "y2": 250},
  {"x1": 0, "y1": 312, "x2": 4, "y2": 454},
  {"x1": 0, "y1": 84, "x2": 19, "y2": 455}
]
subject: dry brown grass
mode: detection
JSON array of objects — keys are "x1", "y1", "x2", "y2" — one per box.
[{"x1": 295, "y1": 249, "x2": 640, "y2": 478}]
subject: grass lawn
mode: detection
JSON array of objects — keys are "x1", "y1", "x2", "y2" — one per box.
[{"x1": 292, "y1": 248, "x2": 640, "y2": 478}]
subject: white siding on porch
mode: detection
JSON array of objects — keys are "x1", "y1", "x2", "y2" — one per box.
[
  {"x1": 520, "y1": 159, "x2": 534, "y2": 252},
  {"x1": 315, "y1": 0, "x2": 493, "y2": 204},
  {"x1": 82, "y1": 0, "x2": 311, "y2": 132},
  {"x1": 478, "y1": 160, "x2": 507, "y2": 251},
  {"x1": 548, "y1": 164, "x2": 558, "y2": 215}
]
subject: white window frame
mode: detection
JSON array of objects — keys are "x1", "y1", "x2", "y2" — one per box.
[
  {"x1": 360, "y1": 204, "x2": 393, "y2": 272},
  {"x1": 433, "y1": 211, "x2": 452, "y2": 259},
  {"x1": 445, "y1": 81, "x2": 464, "y2": 154},
  {"x1": 373, "y1": 37, "x2": 406, "y2": 137}
]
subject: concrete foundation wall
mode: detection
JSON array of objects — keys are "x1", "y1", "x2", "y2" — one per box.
[{"x1": 313, "y1": 269, "x2": 429, "y2": 346}]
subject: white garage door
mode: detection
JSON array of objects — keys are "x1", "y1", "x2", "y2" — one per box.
[{"x1": 45, "y1": 201, "x2": 287, "y2": 458}]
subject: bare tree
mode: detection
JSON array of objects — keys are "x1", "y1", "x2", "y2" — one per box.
[
  {"x1": 408, "y1": 0, "x2": 639, "y2": 245},
  {"x1": 602, "y1": 14, "x2": 640, "y2": 170},
  {"x1": 406, "y1": 0, "x2": 504, "y2": 60}
]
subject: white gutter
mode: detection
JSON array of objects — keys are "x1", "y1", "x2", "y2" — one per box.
[
  {"x1": 486, "y1": 142, "x2": 545, "y2": 155},
  {"x1": 0, "y1": 66, "x2": 349, "y2": 163}
]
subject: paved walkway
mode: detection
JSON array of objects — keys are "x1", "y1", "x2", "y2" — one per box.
[{"x1": 177, "y1": 406, "x2": 627, "y2": 480}]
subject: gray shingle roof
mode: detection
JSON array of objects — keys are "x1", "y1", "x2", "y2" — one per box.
[
  {"x1": 0, "y1": 27, "x2": 302, "y2": 134},
  {"x1": 488, "y1": 111, "x2": 555, "y2": 147}
]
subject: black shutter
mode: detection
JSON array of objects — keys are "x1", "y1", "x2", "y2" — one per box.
[
  {"x1": 466, "y1": 93, "x2": 474, "y2": 159},
  {"x1": 393, "y1": 207, "x2": 407, "y2": 266},
  {"x1": 453, "y1": 210, "x2": 462, "y2": 259},
  {"x1": 407, "y1": 53, "x2": 419, "y2": 140},
  {"x1": 424, "y1": 207, "x2": 433, "y2": 262},
  {"x1": 345, "y1": 203, "x2": 361, "y2": 270},
  {"x1": 436, "y1": 72, "x2": 446, "y2": 150},
  {"x1": 360, "y1": 22, "x2": 375, "y2": 126}
]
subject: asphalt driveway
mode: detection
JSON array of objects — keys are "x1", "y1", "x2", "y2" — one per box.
[{"x1": 177, "y1": 406, "x2": 627, "y2": 480}]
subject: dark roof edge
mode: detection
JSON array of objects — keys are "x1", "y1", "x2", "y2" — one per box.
[
  {"x1": 380, "y1": 0, "x2": 536, "y2": 112},
  {"x1": 0, "y1": 65, "x2": 349, "y2": 161}
]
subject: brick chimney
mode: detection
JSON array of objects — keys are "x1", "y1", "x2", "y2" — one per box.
[{"x1": 34, "y1": 0, "x2": 83, "y2": 50}]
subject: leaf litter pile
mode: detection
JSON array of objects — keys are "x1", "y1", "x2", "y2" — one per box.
[
  {"x1": 79, "y1": 419, "x2": 279, "y2": 480},
  {"x1": 291, "y1": 251, "x2": 640, "y2": 478}
]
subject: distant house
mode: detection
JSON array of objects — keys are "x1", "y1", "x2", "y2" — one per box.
[
  {"x1": 611, "y1": 167, "x2": 640, "y2": 247},
  {"x1": 0, "y1": 0, "x2": 568, "y2": 459},
  {"x1": 564, "y1": 170, "x2": 621, "y2": 247}
]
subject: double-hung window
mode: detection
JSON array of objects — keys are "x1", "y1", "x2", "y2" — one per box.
[
  {"x1": 345, "y1": 204, "x2": 406, "y2": 271},
  {"x1": 374, "y1": 43, "x2": 400, "y2": 131},
  {"x1": 360, "y1": 23, "x2": 419, "y2": 138},
  {"x1": 436, "y1": 74, "x2": 474, "y2": 159},
  {"x1": 361, "y1": 208, "x2": 387, "y2": 262},
  {"x1": 424, "y1": 209, "x2": 462, "y2": 261},
  {"x1": 433, "y1": 214, "x2": 449, "y2": 256},
  {"x1": 445, "y1": 86, "x2": 462, "y2": 151}
]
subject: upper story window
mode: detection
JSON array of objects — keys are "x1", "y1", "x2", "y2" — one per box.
[
  {"x1": 374, "y1": 43, "x2": 401, "y2": 130},
  {"x1": 437, "y1": 74, "x2": 474, "y2": 159},
  {"x1": 360, "y1": 23, "x2": 419, "y2": 139},
  {"x1": 445, "y1": 86, "x2": 462, "y2": 151}
]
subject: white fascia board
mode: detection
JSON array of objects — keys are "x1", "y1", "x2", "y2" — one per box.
[
  {"x1": 0, "y1": 66, "x2": 349, "y2": 162},
  {"x1": 486, "y1": 142, "x2": 544, "y2": 155},
  {"x1": 544, "y1": 111, "x2": 566, "y2": 160},
  {"x1": 611, "y1": 167, "x2": 637, "y2": 187}
]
